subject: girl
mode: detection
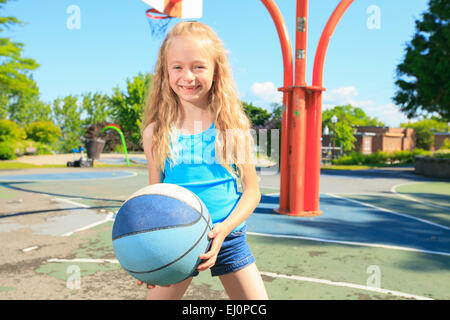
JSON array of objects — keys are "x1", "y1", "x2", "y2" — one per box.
[{"x1": 139, "y1": 21, "x2": 268, "y2": 300}]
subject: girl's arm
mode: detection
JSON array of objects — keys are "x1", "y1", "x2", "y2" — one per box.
[
  {"x1": 142, "y1": 122, "x2": 162, "y2": 185},
  {"x1": 197, "y1": 161, "x2": 261, "y2": 272}
]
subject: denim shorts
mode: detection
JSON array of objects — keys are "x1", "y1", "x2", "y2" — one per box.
[{"x1": 192, "y1": 225, "x2": 255, "y2": 277}]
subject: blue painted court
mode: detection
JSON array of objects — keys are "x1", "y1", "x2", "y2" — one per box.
[{"x1": 248, "y1": 194, "x2": 450, "y2": 256}]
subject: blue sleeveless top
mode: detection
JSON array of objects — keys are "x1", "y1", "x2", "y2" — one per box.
[{"x1": 162, "y1": 122, "x2": 245, "y2": 231}]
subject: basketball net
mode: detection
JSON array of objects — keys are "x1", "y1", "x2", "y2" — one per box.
[{"x1": 146, "y1": 9, "x2": 173, "y2": 39}]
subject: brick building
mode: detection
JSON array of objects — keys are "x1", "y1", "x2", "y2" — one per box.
[
  {"x1": 322, "y1": 126, "x2": 416, "y2": 155},
  {"x1": 353, "y1": 127, "x2": 416, "y2": 154},
  {"x1": 434, "y1": 133, "x2": 450, "y2": 151}
]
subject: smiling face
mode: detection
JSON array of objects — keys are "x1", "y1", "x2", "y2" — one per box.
[{"x1": 166, "y1": 36, "x2": 215, "y2": 109}]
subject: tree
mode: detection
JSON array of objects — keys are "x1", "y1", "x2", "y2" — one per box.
[
  {"x1": 52, "y1": 95, "x2": 83, "y2": 152},
  {"x1": 109, "y1": 73, "x2": 152, "y2": 148},
  {"x1": 0, "y1": 0, "x2": 39, "y2": 99},
  {"x1": 8, "y1": 91, "x2": 52, "y2": 125},
  {"x1": 82, "y1": 92, "x2": 111, "y2": 125},
  {"x1": 24, "y1": 121, "x2": 62, "y2": 145},
  {"x1": 322, "y1": 105, "x2": 384, "y2": 152},
  {"x1": 242, "y1": 101, "x2": 271, "y2": 128},
  {"x1": 401, "y1": 117, "x2": 448, "y2": 150},
  {"x1": 393, "y1": 0, "x2": 450, "y2": 121}
]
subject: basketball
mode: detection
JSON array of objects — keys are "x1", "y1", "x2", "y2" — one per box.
[{"x1": 112, "y1": 183, "x2": 212, "y2": 285}]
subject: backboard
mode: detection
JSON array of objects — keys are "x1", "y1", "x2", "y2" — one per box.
[{"x1": 141, "y1": 0, "x2": 203, "y2": 19}]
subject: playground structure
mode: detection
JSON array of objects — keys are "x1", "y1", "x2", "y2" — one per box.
[
  {"x1": 142, "y1": 0, "x2": 354, "y2": 216},
  {"x1": 100, "y1": 124, "x2": 130, "y2": 166}
]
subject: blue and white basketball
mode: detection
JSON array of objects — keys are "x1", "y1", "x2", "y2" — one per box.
[{"x1": 112, "y1": 183, "x2": 212, "y2": 285}]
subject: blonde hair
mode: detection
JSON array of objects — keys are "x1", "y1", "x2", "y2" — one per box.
[{"x1": 141, "y1": 21, "x2": 254, "y2": 182}]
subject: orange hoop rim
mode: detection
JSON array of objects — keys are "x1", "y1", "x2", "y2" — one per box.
[{"x1": 145, "y1": 8, "x2": 172, "y2": 20}]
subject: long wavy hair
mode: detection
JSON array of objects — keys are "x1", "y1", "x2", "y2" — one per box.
[{"x1": 141, "y1": 21, "x2": 254, "y2": 182}]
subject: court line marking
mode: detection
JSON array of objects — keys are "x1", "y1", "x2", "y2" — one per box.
[
  {"x1": 47, "y1": 258, "x2": 119, "y2": 264},
  {"x1": 22, "y1": 246, "x2": 39, "y2": 252},
  {"x1": 327, "y1": 193, "x2": 450, "y2": 231},
  {"x1": 0, "y1": 171, "x2": 138, "y2": 182},
  {"x1": 44, "y1": 257, "x2": 432, "y2": 300},
  {"x1": 247, "y1": 232, "x2": 450, "y2": 257},
  {"x1": 391, "y1": 182, "x2": 450, "y2": 211},
  {"x1": 41, "y1": 196, "x2": 115, "y2": 236},
  {"x1": 62, "y1": 211, "x2": 114, "y2": 237},
  {"x1": 46, "y1": 196, "x2": 90, "y2": 208},
  {"x1": 259, "y1": 271, "x2": 433, "y2": 300}
]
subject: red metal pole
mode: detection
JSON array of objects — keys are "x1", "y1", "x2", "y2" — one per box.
[
  {"x1": 303, "y1": 0, "x2": 354, "y2": 213},
  {"x1": 260, "y1": 0, "x2": 293, "y2": 214},
  {"x1": 286, "y1": 0, "x2": 309, "y2": 215},
  {"x1": 312, "y1": 0, "x2": 354, "y2": 87},
  {"x1": 259, "y1": 0, "x2": 353, "y2": 216}
]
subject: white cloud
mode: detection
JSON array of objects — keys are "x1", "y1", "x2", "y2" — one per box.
[
  {"x1": 371, "y1": 103, "x2": 409, "y2": 127},
  {"x1": 323, "y1": 86, "x2": 358, "y2": 102},
  {"x1": 323, "y1": 86, "x2": 375, "y2": 108},
  {"x1": 250, "y1": 82, "x2": 283, "y2": 105}
]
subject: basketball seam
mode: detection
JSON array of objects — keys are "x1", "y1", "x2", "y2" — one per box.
[
  {"x1": 112, "y1": 216, "x2": 201, "y2": 241},
  {"x1": 122, "y1": 202, "x2": 212, "y2": 275},
  {"x1": 125, "y1": 188, "x2": 202, "y2": 213},
  {"x1": 112, "y1": 192, "x2": 206, "y2": 240}
]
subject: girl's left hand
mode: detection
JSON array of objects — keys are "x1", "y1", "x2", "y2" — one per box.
[{"x1": 197, "y1": 223, "x2": 229, "y2": 271}]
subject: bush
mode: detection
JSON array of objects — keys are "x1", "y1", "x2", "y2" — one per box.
[
  {"x1": 0, "y1": 140, "x2": 17, "y2": 160},
  {"x1": 332, "y1": 149, "x2": 431, "y2": 166},
  {"x1": 0, "y1": 119, "x2": 26, "y2": 142},
  {"x1": 25, "y1": 121, "x2": 62, "y2": 144},
  {"x1": 364, "y1": 151, "x2": 389, "y2": 165},
  {"x1": 440, "y1": 138, "x2": 450, "y2": 150},
  {"x1": 35, "y1": 142, "x2": 53, "y2": 155}
]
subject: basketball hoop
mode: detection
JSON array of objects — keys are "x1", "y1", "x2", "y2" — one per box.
[
  {"x1": 142, "y1": 0, "x2": 203, "y2": 39},
  {"x1": 146, "y1": 8, "x2": 173, "y2": 39}
]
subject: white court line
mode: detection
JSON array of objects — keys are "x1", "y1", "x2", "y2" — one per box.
[
  {"x1": 44, "y1": 257, "x2": 432, "y2": 300},
  {"x1": 44, "y1": 196, "x2": 116, "y2": 236},
  {"x1": 48, "y1": 197, "x2": 90, "y2": 208},
  {"x1": 260, "y1": 271, "x2": 433, "y2": 300},
  {"x1": 47, "y1": 258, "x2": 119, "y2": 264},
  {"x1": 391, "y1": 182, "x2": 450, "y2": 211},
  {"x1": 62, "y1": 211, "x2": 114, "y2": 237},
  {"x1": 327, "y1": 193, "x2": 450, "y2": 231},
  {"x1": 22, "y1": 246, "x2": 39, "y2": 252},
  {"x1": 247, "y1": 232, "x2": 450, "y2": 257}
]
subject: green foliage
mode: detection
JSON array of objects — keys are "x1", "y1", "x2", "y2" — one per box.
[
  {"x1": 332, "y1": 149, "x2": 431, "y2": 166},
  {"x1": 0, "y1": 118, "x2": 25, "y2": 141},
  {"x1": 0, "y1": 0, "x2": 39, "y2": 97},
  {"x1": 7, "y1": 91, "x2": 52, "y2": 125},
  {"x1": 433, "y1": 150, "x2": 450, "y2": 159},
  {"x1": 322, "y1": 105, "x2": 384, "y2": 152},
  {"x1": 440, "y1": 138, "x2": 450, "y2": 150},
  {"x1": 393, "y1": 0, "x2": 450, "y2": 121},
  {"x1": 109, "y1": 73, "x2": 151, "y2": 147},
  {"x1": 0, "y1": 140, "x2": 16, "y2": 160},
  {"x1": 82, "y1": 92, "x2": 111, "y2": 125},
  {"x1": 401, "y1": 117, "x2": 448, "y2": 149},
  {"x1": 24, "y1": 121, "x2": 62, "y2": 144},
  {"x1": 52, "y1": 95, "x2": 83, "y2": 152},
  {"x1": 242, "y1": 102, "x2": 271, "y2": 127}
]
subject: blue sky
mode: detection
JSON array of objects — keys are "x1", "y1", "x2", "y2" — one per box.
[{"x1": 3, "y1": 0, "x2": 430, "y2": 127}]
